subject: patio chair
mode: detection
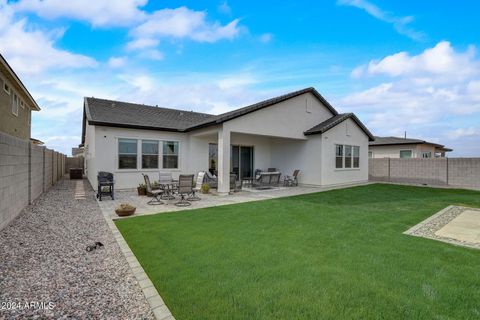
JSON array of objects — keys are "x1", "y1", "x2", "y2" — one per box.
[
  {"x1": 96, "y1": 171, "x2": 114, "y2": 201},
  {"x1": 175, "y1": 174, "x2": 194, "y2": 207},
  {"x1": 143, "y1": 174, "x2": 164, "y2": 205},
  {"x1": 204, "y1": 171, "x2": 218, "y2": 189},
  {"x1": 284, "y1": 170, "x2": 300, "y2": 187},
  {"x1": 188, "y1": 171, "x2": 205, "y2": 201}
]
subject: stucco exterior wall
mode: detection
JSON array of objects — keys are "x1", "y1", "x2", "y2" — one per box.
[
  {"x1": 224, "y1": 92, "x2": 334, "y2": 139},
  {"x1": 369, "y1": 144, "x2": 437, "y2": 158},
  {"x1": 320, "y1": 118, "x2": 369, "y2": 186},
  {"x1": 90, "y1": 126, "x2": 188, "y2": 189},
  {"x1": 0, "y1": 68, "x2": 32, "y2": 140}
]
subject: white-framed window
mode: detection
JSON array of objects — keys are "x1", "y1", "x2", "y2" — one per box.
[
  {"x1": 335, "y1": 144, "x2": 360, "y2": 169},
  {"x1": 400, "y1": 150, "x2": 412, "y2": 158},
  {"x1": 368, "y1": 151, "x2": 373, "y2": 158},
  {"x1": 3, "y1": 80, "x2": 10, "y2": 95},
  {"x1": 163, "y1": 141, "x2": 179, "y2": 169},
  {"x1": 162, "y1": 141, "x2": 178, "y2": 169},
  {"x1": 353, "y1": 146, "x2": 360, "y2": 168},
  {"x1": 118, "y1": 138, "x2": 138, "y2": 169},
  {"x1": 12, "y1": 93, "x2": 18, "y2": 116},
  {"x1": 142, "y1": 140, "x2": 159, "y2": 169},
  {"x1": 335, "y1": 144, "x2": 343, "y2": 169},
  {"x1": 422, "y1": 152, "x2": 432, "y2": 158}
]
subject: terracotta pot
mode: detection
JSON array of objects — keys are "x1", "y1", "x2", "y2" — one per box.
[
  {"x1": 137, "y1": 187, "x2": 146, "y2": 196},
  {"x1": 115, "y1": 207, "x2": 136, "y2": 217}
]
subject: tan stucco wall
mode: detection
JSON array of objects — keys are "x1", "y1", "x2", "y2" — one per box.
[
  {"x1": 369, "y1": 144, "x2": 436, "y2": 158},
  {"x1": 0, "y1": 64, "x2": 32, "y2": 140}
]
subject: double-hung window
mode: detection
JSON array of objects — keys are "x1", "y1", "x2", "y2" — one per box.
[
  {"x1": 12, "y1": 93, "x2": 18, "y2": 116},
  {"x1": 142, "y1": 140, "x2": 159, "y2": 169},
  {"x1": 335, "y1": 144, "x2": 360, "y2": 169},
  {"x1": 163, "y1": 141, "x2": 179, "y2": 169},
  {"x1": 118, "y1": 139, "x2": 137, "y2": 169},
  {"x1": 422, "y1": 152, "x2": 432, "y2": 158},
  {"x1": 335, "y1": 144, "x2": 343, "y2": 168}
]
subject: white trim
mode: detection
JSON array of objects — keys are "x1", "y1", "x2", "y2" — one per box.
[{"x1": 12, "y1": 93, "x2": 18, "y2": 116}]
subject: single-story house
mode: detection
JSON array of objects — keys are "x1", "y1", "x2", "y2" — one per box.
[
  {"x1": 369, "y1": 136, "x2": 452, "y2": 159},
  {"x1": 81, "y1": 87, "x2": 374, "y2": 193}
]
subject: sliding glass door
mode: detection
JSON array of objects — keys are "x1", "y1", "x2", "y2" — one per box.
[{"x1": 231, "y1": 145, "x2": 254, "y2": 180}]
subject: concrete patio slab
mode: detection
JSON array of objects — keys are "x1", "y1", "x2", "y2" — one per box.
[
  {"x1": 404, "y1": 205, "x2": 480, "y2": 249},
  {"x1": 96, "y1": 182, "x2": 370, "y2": 220},
  {"x1": 435, "y1": 210, "x2": 480, "y2": 243}
]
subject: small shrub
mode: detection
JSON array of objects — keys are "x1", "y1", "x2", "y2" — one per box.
[{"x1": 201, "y1": 183, "x2": 210, "y2": 194}]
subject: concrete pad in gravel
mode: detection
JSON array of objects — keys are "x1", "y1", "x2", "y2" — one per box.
[{"x1": 435, "y1": 210, "x2": 480, "y2": 243}]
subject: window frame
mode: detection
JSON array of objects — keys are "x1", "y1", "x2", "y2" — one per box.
[
  {"x1": 422, "y1": 151, "x2": 432, "y2": 158},
  {"x1": 162, "y1": 141, "x2": 179, "y2": 169},
  {"x1": 12, "y1": 93, "x2": 18, "y2": 116},
  {"x1": 141, "y1": 140, "x2": 159, "y2": 169},
  {"x1": 399, "y1": 149, "x2": 413, "y2": 159},
  {"x1": 118, "y1": 138, "x2": 138, "y2": 170},
  {"x1": 335, "y1": 144, "x2": 360, "y2": 170},
  {"x1": 3, "y1": 80, "x2": 10, "y2": 95}
]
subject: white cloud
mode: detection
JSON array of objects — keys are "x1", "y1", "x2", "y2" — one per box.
[
  {"x1": 259, "y1": 33, "x2": 273, "y2": 43},
  {"x1": 340, "y1": 41, "x2": 480, "y2": 155},
  {"x1": 448, "y1": 127, "x2": 480, "y2": 139},
  {"x1": 13, "y1": 0, "x2": 147, "y2": 27},
  {"x1": 337, "y1": 0, "x2": 425, "y2": 40},
  {"x1": 218, "y1": 1, "x2": 232, "y2": 15},
  {"x1": 0, "y1": 1, "x2": 97, "y2": 75},
  {"x1": 107, "y1": 56, "x2": 127, "y2": 68},
  {"x1": 126, "y1": 38, "x2": 159, "y2": 51},
  {"x1": 129, "y1": 6, "x2": 241, "y2": 48},
  {"x1": 355, "y1": 41, "x2": 479, "y2": 79}
]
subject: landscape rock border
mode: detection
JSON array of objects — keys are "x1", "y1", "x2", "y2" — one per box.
[{"x1": 404, "y1": 205, "x2": 480, "y2": 249}]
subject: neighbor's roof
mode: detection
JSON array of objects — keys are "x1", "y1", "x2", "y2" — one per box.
[
  {"x1": 304, "y1": 113, "x2": 375, "y2": 141},
  {"x1": 370, "y1": 136, "x2": 452, "y2": 151},
  {"x1": 0, "y1": 54, "x2": 40, "y2": 111}
]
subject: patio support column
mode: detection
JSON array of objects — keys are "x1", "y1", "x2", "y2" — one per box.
[{"x1": 217, "y1": 126, "x2": 230, "y2": 195}]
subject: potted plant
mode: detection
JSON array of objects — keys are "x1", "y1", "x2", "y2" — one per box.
[
  {"x1": 137, "y1": 183, "x2": 146, "y2": 196},
  {"x1": 115, "y1": 203, "x2": 136, "y2": 217},
  {"x1": 201, "y1": 183, "x2": 210, "y2": 194}
]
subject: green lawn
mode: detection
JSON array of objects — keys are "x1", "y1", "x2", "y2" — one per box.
[{"x1": 116, "y1": 184, "x2": 480, "y2": 320}]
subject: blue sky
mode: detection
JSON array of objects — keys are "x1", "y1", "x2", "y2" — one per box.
[{"x1": 1, "y1": 0, "x2": 479, "y2": 155}]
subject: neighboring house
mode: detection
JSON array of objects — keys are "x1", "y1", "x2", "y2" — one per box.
[
  {"x1": 81, "y1": 87, "x2": 374, "y2": 193},
  {"x1": 72, "y1": 147, "x2": 84, "y2": 157},
  {"x1": 369, "y1": 136, "x2": 452, "y2": 159},
  {"x1": 0, "y1": 54, "x2": 40, "y2": 140}
]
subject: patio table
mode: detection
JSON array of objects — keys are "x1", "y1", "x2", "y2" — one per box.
[{"x1": 158, "y1": 180, "x2": 178, "y2": 200}]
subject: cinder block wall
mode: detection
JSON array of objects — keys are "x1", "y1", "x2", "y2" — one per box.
[
  {"x1": 448, "y1": 158, "x2": 480, "y2": 189},
  {"x1": 0, "y1": 133, "x2": 30, "y2": 230},
  {"x1": 0, "y1": 132, "x2": 67, "y2": 231},
  {"x1": 31, "y1": 144, "x2": 45, "y2": 201},
  {"x1": 369, "y1": 158, "x2": 480, "y2": 189}
]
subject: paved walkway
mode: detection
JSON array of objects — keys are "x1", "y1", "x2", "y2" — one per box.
[
  {"x1": 0, "y1": 178, "x2": 154, "y2": 319},
  {"x1": 99, "y1": 183, "x2": 370, "y2": 220}
]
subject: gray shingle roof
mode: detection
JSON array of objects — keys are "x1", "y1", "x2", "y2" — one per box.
[
  {"x1": 84, "y1": 97, "x2": 214, "y2": 131},
  {"x1": 186, "y1": 87, "x2": 338, "y2": 130},
  {"x1": 82, "y1": 87, "x2": 373, "y2": 143},
  {"x1": 370, "y1": 136, "x2": 444, "y2": 148},
  {"x1": 304, "y1": 113, "x2": 375, "y2": 141}
]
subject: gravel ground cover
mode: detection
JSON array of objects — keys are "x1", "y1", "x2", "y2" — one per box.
[{"x1": 0, "y1": 178, "x2": 153, "y2": 319}]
